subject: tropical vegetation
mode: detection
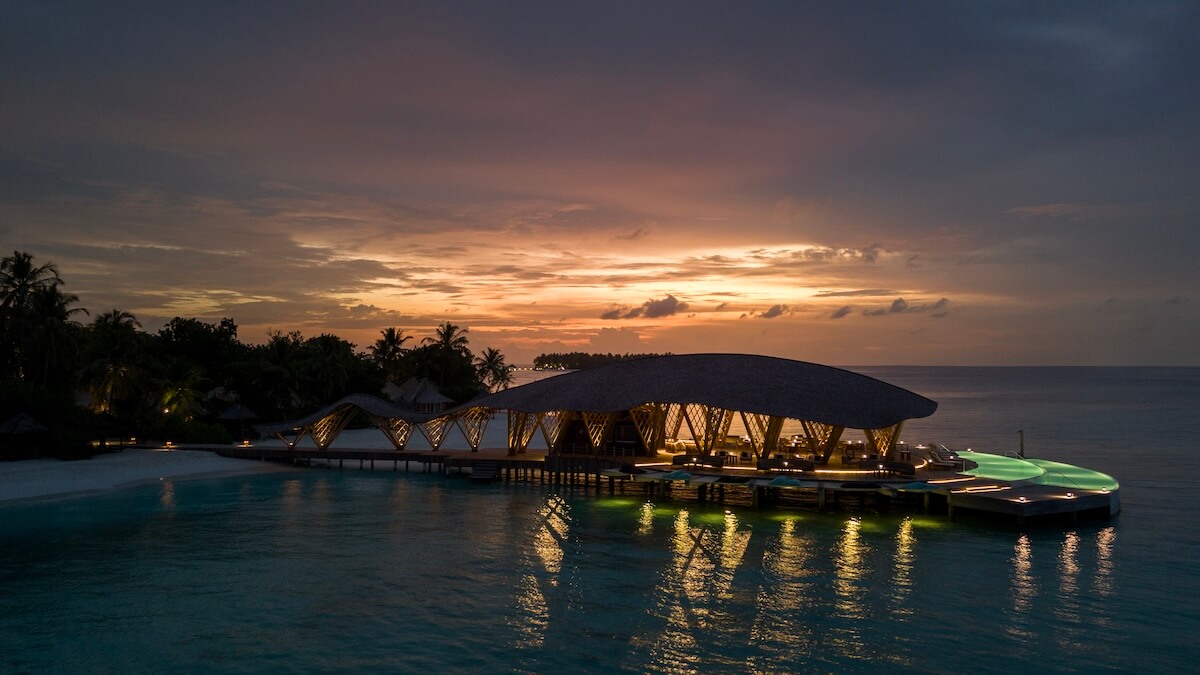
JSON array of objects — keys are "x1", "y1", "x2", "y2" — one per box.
[{"x1": 0, "y1": 251, "x2": 509, "y2": 458}]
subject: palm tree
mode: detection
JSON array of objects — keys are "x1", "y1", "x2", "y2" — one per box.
[
  {"x1": 83, "y1": 309, "x2": 143, "y2": 414},
  {"x1": 369, "y1": 327, "x2": 411, "y2": 382},
  {"x1": 155, "y1": 358, "x2": 206, "y2": 421},
  {"x1": 419, "y1": 322, "x2": 473, "y2": 393},
  {"x1": 0, "y1": 250, "x2": 61, "y2": 310},
  {"x1": 26, "y1": 284, "x2": 88, "y2": 386},
  {"x1": 475, "y1": 347, "x2": 513, "y2": 392},
  {"x1": 423, "y1": 321, "x2": 469, "y2": 354},
  {"x1": 300, "y1": 333, "x2": 354, "y2": 406},
  {"x1": 1, "y1": 251, "x2": 66, "y2": 380}
]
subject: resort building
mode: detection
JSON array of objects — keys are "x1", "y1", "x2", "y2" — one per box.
[{"x1": 251, "y1": 354, "x2": 1119, "y2": 523}]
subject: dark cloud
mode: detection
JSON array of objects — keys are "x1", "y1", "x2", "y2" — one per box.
[
  {"x1": 830, "y1": 305, "x2": 853, "y2": 319},
  {"x1": 863, "y1": 297, "x2": 950, "y2": 317},
  {"x1": 760, "y1": 304, "x2": 790, "y2": 319},
  {"x1": 644, "y1": 294, "x2": 688, "y2": 318},
  {"x1": 600, "y1": 294, "x2": 689, "y2": 321}
]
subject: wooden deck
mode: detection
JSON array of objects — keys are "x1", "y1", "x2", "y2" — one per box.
[{"x1": 209, "y1": 444, "x2": 1118, "y2": 525}]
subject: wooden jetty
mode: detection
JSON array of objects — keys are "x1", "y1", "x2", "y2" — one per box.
[{"x1": 210, "y1": 444, "x2": 1118, "y2": 526}]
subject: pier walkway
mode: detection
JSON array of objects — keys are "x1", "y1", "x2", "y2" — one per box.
[{"x1": 212, "y1": 444, "x2": 1119, "y2": 525}]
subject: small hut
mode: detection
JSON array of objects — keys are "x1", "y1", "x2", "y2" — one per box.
[
  {"x1": 217, "y1": 403, "x2": 260, "y2": 441},
  {"x1": 385, "y1": 377, "x2": 453, "y2": 414}
]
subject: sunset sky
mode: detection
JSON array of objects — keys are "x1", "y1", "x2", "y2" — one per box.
[{"x1": 2, "y1": 2, "x2": 1197, "y2": 365}]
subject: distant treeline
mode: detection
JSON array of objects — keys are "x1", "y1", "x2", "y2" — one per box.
[
  {"x1": 533, "y1": 352, "x2": 672, "y2": 370},
  {"x1": 0, "y1": 250, "x2": 512, "y2": 458}
]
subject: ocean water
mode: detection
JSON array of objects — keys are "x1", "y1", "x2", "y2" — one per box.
[{"x1": 2, "y1": 367, "x2": 1199, "y2": 673}]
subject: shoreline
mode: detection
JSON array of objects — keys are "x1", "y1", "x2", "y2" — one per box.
[{"x1": 0, "y1": 447, "x2": 297, "y2": 505}]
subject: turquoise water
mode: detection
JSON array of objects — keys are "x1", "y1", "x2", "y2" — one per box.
[{"x1": 3, "y1": 367, "x2": 1200, "y2": 672}]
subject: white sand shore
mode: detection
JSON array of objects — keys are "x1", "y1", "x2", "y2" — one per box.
[{"x1": 0, "y1": 448, "x2": 295, "y2": 503}]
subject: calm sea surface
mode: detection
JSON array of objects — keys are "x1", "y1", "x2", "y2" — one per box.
[{"x1": 2, "y1": 367, "x2": 1199, "y2": 673}]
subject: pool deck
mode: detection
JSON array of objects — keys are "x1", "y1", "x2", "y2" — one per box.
[{"x1": 213, "y1": 444, "x2": 1119, "y2": 525}]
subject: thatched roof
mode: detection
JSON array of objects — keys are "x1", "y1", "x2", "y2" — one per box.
[
  {"x1": 456, "y1": 354, "x2": 937, "y2": 429},
  {"x1": 386, "y1": 377, "x2": 452, "y2": 406}
]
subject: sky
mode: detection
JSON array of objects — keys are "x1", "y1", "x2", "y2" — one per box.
[{"x1": 2, "y1": 1, "x2": 1197, "y2": 365}]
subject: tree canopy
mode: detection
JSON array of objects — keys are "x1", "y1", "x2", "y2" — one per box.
[{"x1": 0, "y1": 251, "x2": 505, "y2": 458}]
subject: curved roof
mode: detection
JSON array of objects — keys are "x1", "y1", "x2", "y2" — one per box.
[
  {"x1": 256, "y1": 393, "x2": 432, "y2": 434},
  {"x1": 458, "y1": 354, "x2": 937, "y2": 430}
]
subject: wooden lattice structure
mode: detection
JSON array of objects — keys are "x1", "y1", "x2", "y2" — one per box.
[
  {"x1": 630, "y1": 403, "x2": 667, "y2": 452},
  {"x1": 507, "y1": 411, "x2": 543, "y2": 456},
  {"x1": 420, "y1": 415, "x2": 453, "y2": 451},
  {"x1": 456, "y1": 407, "x2": 492, "y2": 452},
  {"x1": 581, "y1": 411, "x2": 617, "y2": 451},
  {"x1": 255, "y1": 356, "x2": 938, "y2": 461},
  {"x1": 465, "y1": 354, "x2": 937, "y2": 460},
  {"x1": 371, "y1": 415, "x2": 416, "y2": 450},
  {"x1": 539, "y1": 410, "x2": 572, "y2": 449}
]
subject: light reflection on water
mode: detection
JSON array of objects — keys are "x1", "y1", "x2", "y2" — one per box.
[
  {"x1": 748, "y1": 517, "x2": 817, "y2": 671},
  {"x1": 0, "y1": 470, "x2": 1176, "y2": 673},
  {"x1": 638, "y1": 502, "x2": 654, "y2": 536},
  {"x1": 1055, "y1": 531, "x2": 1084, "y2": 653},
  {"x1": 1094, "y1": 526, "x2": 1116, "y2": 599},
  {"x1": 515, "y1": 496, "x2": 569, "y2": 651},
  {"x1": 158, "y1": 479, "x2": 175, "y2": 510},
  {"x1": 890, "y1": 517, "x2": 915, "y2": 616},
  {"x1": 831, "y1": 516, "x2": 868, "y2": 660},
  {"x1": 1007, "y1": 534, "x2": 1036, "y2": 643}
]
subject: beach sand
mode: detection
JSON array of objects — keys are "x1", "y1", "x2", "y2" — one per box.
[{"x1": 0, "y1": 448, "x2": 295, "y2": 503}]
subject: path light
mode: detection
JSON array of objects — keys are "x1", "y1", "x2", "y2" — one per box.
[
  {"x1": 1018, "y1": 496, "x2": 1027, "y2": 503},
  {"x1": 1066, "y1": 492, "x2": 1075, "y2": 499}
]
